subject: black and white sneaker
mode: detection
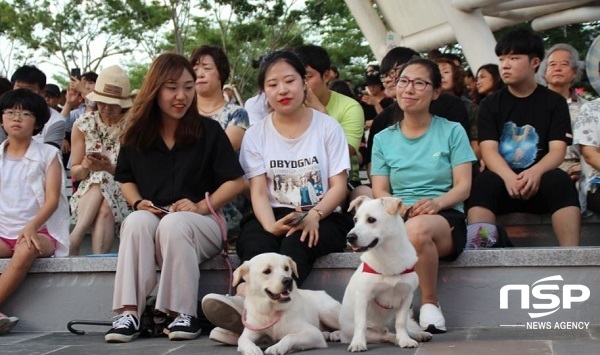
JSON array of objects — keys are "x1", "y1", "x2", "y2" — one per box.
[
  {"x1": 0, "y1": 314, "x2": 19, "y2": 335},
  {"x1": 165, "y1": 314, "x2": 201, "y2": 340},
  {"x1": 105, "y1": 314, "x2": 141, "y2": 343}
]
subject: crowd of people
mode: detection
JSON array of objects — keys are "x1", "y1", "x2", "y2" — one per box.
[{"x1": 0, "y1": 27, "x2": 598, "y2": 342}]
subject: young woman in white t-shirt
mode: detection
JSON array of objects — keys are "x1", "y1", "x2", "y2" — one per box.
[
  {"x1": 201, "y1": 51, "x2": 353, "y2": 345},
  {"x1": 0, "y1": 89, "x2": 69, "y2": 334}
]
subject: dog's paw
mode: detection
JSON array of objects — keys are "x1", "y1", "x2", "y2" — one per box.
[
  {"x1": 348, "y1": 341, "x2": 368, "y2": 352},
  {"x1": 238, "y1": 345, "x2": 263, "y2": 355},
  {"x1": 265, "y1": 344, "x2": 289, "y2": 355},
  {"x1": 413, "y1": 330, "x2": 433, "y2": 342},
  {"x1": 325, "y1": 330, "x2": 341, "y2": 342},
  {"x1": 397, "y1": 335, "x2": 419, "y2": 348}
]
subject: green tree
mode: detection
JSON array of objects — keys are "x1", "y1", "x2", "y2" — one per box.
[
  {"x1": 0, "y1": 0, "x2": 170, "y2": 81},
  {"x1": 304, "y1": 0, "x2": 373, "y2": 85},
  {"x1": 184, "y1": 0, "x2": 305, "y2": 99}
]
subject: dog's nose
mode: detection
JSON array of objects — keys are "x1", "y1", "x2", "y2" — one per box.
[
  {"x1": 347, "y1": 233, "x2": 358, "y2": 244},
  {"x1": 282, "y1": 277, "x2": 293, "y2": 289}
]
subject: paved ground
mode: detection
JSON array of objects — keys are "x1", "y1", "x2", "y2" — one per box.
[{"x1": 1, "y1": 326, "x2": 598, "y2": 355}]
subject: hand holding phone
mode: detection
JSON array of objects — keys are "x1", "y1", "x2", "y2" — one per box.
[
  {"x1": 287, "y1": 211, "x2": 308, "y2": 227},
  {"x1": 151, "y1": 203, "x2": 171, "y2": 214},
  {"x1": 86, "y1": 150, "x2": 103, "y2": 159},
  {"x1": 70, "y1": 68, "x2": 81, "y2": 80}
]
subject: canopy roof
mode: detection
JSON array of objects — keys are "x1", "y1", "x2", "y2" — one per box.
[{"x1": 346, "y1": 0, "x2": 600, "y2": 70}]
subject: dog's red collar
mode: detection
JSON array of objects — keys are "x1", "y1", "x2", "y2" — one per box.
[
  {"x1": 242, "y1": 309, "x2": 282, "y2": 331},
  {"x1": 362, "y1": 262, "x2": 415, "y2": 275}
]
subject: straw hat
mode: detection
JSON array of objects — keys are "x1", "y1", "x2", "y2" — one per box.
[{"x1": 86, "y1": 65, "x2": 132, "y2": 108}]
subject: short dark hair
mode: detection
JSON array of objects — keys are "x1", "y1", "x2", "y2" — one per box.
[
  {"x1": 257, "y1": 51, "x2": 306, "y2": 92},
  {"x1": 10, "y1": 65, "x2": 46, "y2": 89},
  {"x1": 380, "y1": 47, "x2": 420, "y2": 75},
  {"x1": 400, "y1": 58, "x2": 442, "y2": 89},
  {"x1": 189, "y1": 45, "x2": 230, "y2": 89},
  {"x1": 81, "y1": 72, "x2": 98, "y2": 83},
  {"x1": 292, "y1": 45, "x2": 331, "y2": 77},
  {"x1": 495, "y1": 28, "x2": 545, "y2": 64},
  {"x1": 0, "y1": 88, "x2": 50, "y2": 135}
]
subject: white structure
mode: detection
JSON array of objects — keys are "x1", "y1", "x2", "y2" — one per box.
[{"x1": 345, "y1": 0, "x2": 600, "y2": 72}]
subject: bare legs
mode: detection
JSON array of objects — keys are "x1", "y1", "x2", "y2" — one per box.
[
  {"x1": 69, "y1": 184, "x2": 115, "y2": 255},
  {"x1": 0, "y1": 235, "x2": 54, "y2": 305},
  {"x1": 405, "y1": 215, "x2": 454, "y2": 305},
  {"x1": 468, "y1": 206, "x2": 580, "y2": 246}
]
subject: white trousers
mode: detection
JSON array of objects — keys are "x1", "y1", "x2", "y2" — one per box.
[{"x1": 112, "y1": 211, "x2": 222, "y2": 318}]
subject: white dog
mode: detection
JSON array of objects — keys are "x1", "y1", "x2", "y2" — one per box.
[
  {"x1": 340, "y1": 196, "x2": 433, "y2": 351},
  {"x1": 234, "y1": 253, "x2": 341, "y2": 355}
]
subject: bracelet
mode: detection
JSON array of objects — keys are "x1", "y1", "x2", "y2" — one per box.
[
  {"x1": 133, "y1": 199, "x2": 143, "y2": 211},
  {"x1": 311, "y1": 208, "x2": 324, "y2": 220}
]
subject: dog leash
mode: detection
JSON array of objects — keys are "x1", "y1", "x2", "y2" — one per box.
[
  {"x1": 242, "y1": 309, "x2": 282, "y2": 331},
  {"x1": 205, "y1": 192, "x2": 233, "y2": 296}
]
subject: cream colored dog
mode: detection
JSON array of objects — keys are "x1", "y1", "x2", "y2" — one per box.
[
  {"x1": 340, "y1": 196, "x2": 433, "y2": 351},
  {"x1": 234, "y1": 253, "x2": 341, "y2": 355}
]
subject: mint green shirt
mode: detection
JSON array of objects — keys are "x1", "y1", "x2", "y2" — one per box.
[{"x1": 371, "y1": 116, "x2": 475, "y2": 212}]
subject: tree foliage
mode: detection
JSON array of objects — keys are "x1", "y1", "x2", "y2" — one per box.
[
  {"x1": 304, "y1": 0, "x2": 374, "y2": 85},
  {"x1": 0, "y1": 0, "x2": 170, "y2": 80}
]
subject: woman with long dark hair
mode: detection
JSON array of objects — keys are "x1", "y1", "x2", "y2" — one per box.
[{"x1": 105, "y1": 53, "x2": 244, "y2": 343}]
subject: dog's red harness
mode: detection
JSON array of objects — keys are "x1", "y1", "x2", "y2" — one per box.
[
  {"x1": 362, "y1": 262, "x2": 416, "y2": 310},
  {"x1": 362, "y1": 262, "x2": 415, "y2": 276}
]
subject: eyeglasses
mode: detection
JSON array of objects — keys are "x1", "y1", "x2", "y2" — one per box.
[
  {"x1": 396, "y1": 77, "x2": 432, "y2": 91},
  {"x1": 380, "y1": 65, "x2": 404, "y2": 80},
  {"x1": 2, "y1": 109, "x2": 35, "y2": 121}
]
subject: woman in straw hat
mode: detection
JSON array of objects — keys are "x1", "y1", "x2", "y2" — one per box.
[
  {"x1": 104, "y1": 53, "x2": 244, "y2": 343},
  {"x1": 69, "y1": 65, "x2": 132, "y2": 255}
]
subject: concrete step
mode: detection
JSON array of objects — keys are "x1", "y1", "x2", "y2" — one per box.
[
  {"x1": 498, "y1": 212, "x2": 600, "y2": 247},
  {"x1": 2, "y1": 248, "x2": 599, "y2": 332}
]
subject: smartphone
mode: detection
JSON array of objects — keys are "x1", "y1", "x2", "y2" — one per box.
[
  {"x1": 86, "y1": 150, "x2": 102, "y2": 158},
  {"x1": 288, "y1": 211, "x2": 308, "y2": 227},
  {"x1": 70, "y1": 68, "x2": 81, "y2": 79},
  {"x1": 151, "y1": 204, "x2": 171, "y2": 214}
]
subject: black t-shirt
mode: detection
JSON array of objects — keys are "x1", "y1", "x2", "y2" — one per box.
[
  {"x1": 365, "y1": 93, "x2": 470, "y2": 165},
  {"x1": 478, "y1": 85, "x2": 571, "y2": 170},
  {"x1": 115, "y1": 118, "x2": 244, "y2": 207},
  {"x1": 362, "y1": 97, "x2": 395, "y2": 122}
]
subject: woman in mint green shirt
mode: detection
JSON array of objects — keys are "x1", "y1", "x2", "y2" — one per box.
[{"x1": 371, "y1": 58, "x2": 475, "y2": 334}]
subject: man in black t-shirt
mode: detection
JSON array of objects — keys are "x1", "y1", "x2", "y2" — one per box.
[{"x1": 467, "y1": 28, "x2": 580, "y2": 246}]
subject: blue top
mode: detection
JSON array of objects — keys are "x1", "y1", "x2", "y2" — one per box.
[{"x1": 371, "y1": 115, "x2": 475, "y2": 212}]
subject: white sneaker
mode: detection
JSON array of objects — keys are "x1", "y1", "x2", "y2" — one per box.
[
  {"x1": 0, "y1": 314, "x2": 19, "y2": 335},
  {"x1": 201, "y1": 293, "x2": 244, "y2": 334},
  {"x1": 419, "y1": 303, "x2": 446, "y2": 333},
  {"x1": 209, "y1": 327, "x2": 240, "y2": 345}
]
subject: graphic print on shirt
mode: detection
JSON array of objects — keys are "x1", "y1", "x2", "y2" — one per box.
[
  {"x1": 499, "y1": 121, "x2": 539, "y2": 169},
  {"x1": 271, "y1": 156, "x2": 323, "y2": 207}
]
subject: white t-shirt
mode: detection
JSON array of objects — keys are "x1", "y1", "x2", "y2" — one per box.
[
  {"x1": 240, "y1": 109, "x2": 349, "y2": 209},
  {"x1": 244, "y1": 92, "x2": 269, "y2": 127},
  {"x1": 0, "y1": 155, "x2": 40, "y2": 238}
]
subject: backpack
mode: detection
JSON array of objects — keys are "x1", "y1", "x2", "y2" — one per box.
[{"x1": 466, "y1": 222, "x2": 514, "y2": 249}]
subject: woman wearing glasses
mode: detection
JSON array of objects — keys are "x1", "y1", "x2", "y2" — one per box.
[{"x1": 371, "y1": 58, "x2": 475, "y2": 334}]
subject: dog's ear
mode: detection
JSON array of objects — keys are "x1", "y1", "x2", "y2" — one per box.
[
  {"x1": 381, "y1": 197, "x2": 403, "y2": 215},
  {"x1": 233, "y1": 261, "x2": 249, "y2": 287},
  {"x1": 286, "y1": 257, "x2": 299, "y2": 278},
  {"x1": 348, "y1": 195, "x2": 370, "y2": 213}
]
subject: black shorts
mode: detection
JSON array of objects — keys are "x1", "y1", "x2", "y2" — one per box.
[
  {"x1": 468, "y1": 169, "x2": 580, "y2": 215},
  {"x1": 437, "y1": 209, "x2": 467, "y2": 262}
]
